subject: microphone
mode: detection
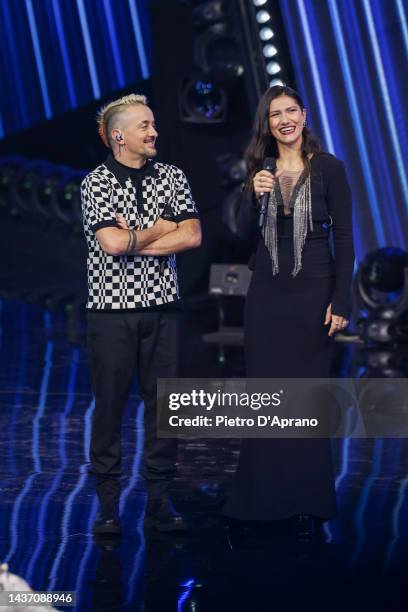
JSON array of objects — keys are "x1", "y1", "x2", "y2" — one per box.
[{"x1": 258, "y1": 157, "x2": 276, "y2": 228}]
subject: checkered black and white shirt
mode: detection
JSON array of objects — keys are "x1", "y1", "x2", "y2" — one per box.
[{"x1": 81, "y1": 154, "x2": 199, "y2": 310}]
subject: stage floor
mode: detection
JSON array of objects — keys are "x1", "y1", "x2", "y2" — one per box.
[{"x1": 1, "y1": 300, "x2": 407, "y2": 611}]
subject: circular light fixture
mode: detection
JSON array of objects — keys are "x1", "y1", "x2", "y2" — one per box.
[
  {"x1": 192, "y1": 80, "x2": 223, "y2": 118},
  {"x1": 256, "y1": 10, "x2": 271, "y2": 24},
  {"x1": 253, "y1": 0, "x2": 268, "y2": 6},
  {"x1": 194, "y1": 24, "x2": 244, "y2": 78},
  {"x1": 266, "y1": 61, "x2": 281, "y2": 75},
  {"x1": 179, "y1": 77, "x2": 228, "y2": 124},
  {"x1": 263, "y1": 44, "x2": 278, "y2": 58},
  {"x1": 259, "y1": 27, "x2": 274, "y2": 41},
  {"x1": 270, "y1": 78, "x2": 284, "y2": 86}
]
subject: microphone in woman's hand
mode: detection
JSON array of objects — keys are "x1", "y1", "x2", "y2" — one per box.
[{"x1": 259, "y1": 157, "x2": 276, "y2": 228}]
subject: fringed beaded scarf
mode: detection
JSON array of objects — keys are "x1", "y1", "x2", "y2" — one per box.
[{"x1": 262, "y1": 170, "x2": 313, "y2": 277}]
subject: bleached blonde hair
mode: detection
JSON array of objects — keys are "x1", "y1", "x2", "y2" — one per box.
[{"x1": 96, "y1": 93, "x2": 148, "y2": 148}]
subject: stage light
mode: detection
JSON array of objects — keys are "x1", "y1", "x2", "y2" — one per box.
[
  {"x1": 240, "y1": 0, "x2": 292, "y2": 112},
  {"x1": 18, "y1": 164, "x2": 51, "y2": 219},
  {"x1": 259, "y1": 27, "x2": 274, "y2": 40},
  {"x1": 256, "y1": 10, "x2": 271, "y2": 24},
  {"x1": 193, "y1": 1, "x2": 225, "y2": 25},
  {"x1": 355, "y1": 248, "x2": 408, "y2": 313},
  {"x1": 354, "y1": 247, "x2": 408, "y2": 358},
  {"x1": 221, "y1": 184, "x2": 249, "y2": 237},
  {"x1": 263, "y1": 44, "x2": 278, "y2": 57},
  {"x1": 266, "y1": 61, "x2": 281, "y2": 75},
  {"x1": 0, "y1": 157, "x2": 26, "y2": 217},
  {"x1": 216, "y1": 153, "x2": 246, "y2": 186},
  {"x1": 185, "y1": 5, "x2": 244, "y2": 124},
  {"x1": 38, "y1": 165, "x2": 75, "y2": 223},
  {"x1": 0, "y1": 156, "x2": 87, "y2": 231},
  {"x1": 179, "y1": 77, "x2": 227, "y2": 124},
  {"x1": 194, "y1": 23, "x2": 244, "y2": 79},
  {"x1": 55, "y1": 176, "x2": 84, "y2": 229}
]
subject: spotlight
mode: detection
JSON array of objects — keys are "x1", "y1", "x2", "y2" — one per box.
[
  {"x1": 256, "y1": 10, "x2": 271, "y2": 24},
  {"x1": 222, "y1": 184, "x2": 248, "y2": 237},
  {"x1": 0, "y1": 156, "x2": 25, "y2": 217},
  {"x1": 41, "y1": 169, "x2": 72, "y2": 222},
  {"x1": 266, "y1": 61, "x2": 281, "y2": 75},
  {"x1": 355, "y1": 247, "x2": 408, "y2": 314},
  {"x1": 244, "y1": 0, "x2": 293, "y2": 107},
  {"x1": 193, "y1": 1, "x2": 225, "y2": 25},
  {"x1": 54, "y1": 175, "x2": 84, "y2": 229},
  {"x1": 179, "y1": 77, "x2": 227, "y2": 124},
  {"x1": 194, "y1": 23, "x2": 244, "y2": 79},
  {"x1": 259, "y1": 27, "x2": 274, "y2": 40},
  {"x1": 216, "y1": 153, "x2": 246, "y2": 186},
  {"x1": 353, "y1": 247, "x2": 408, "y2": 373},
  {"x1": 18, "y1": 163, "x2": 51, "y2": 219},
  {"x1": 186, "y1": 8, "x2": 244, "y2": 123},
  {"x1": 263, "y1": 44, "x2": 278, "y2": 57}
]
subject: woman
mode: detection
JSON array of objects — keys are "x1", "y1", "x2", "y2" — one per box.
[{"x1": 223, "y1": 86, "x2": 355, "y2": 535}]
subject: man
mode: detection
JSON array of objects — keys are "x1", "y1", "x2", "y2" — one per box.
[{"x1": 81, "y1": 94, "x2": 201, "y2": 534}]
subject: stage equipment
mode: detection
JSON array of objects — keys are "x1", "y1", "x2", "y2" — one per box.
[
  {"x1": 0, "y1": 156, "x2": 25, "y2": 217},
  {"x1": 0, "y1": 156, "x2": 86, "y2": 230},
  {"x1": 233, "y1": 0, "x2": 294, "y2": 113},
  {"x1": 179, "y1": 1, "x2": 243, "y2": 124},
  {"x1": 202, "y1": 264, "x2": 252, "y2": 363},
  {"x1": 354, "y1": 248, "x2": 408, "y2": 377},
  {"x1": 216, "y1": 154, "x2": 249, "y2": 238},
  {"x1": 179, "y1": 77, "x2": 228, "y2": 124}
]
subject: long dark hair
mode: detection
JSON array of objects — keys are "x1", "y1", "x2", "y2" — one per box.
[{"x1": 244, "y1": 85, "x2": 322, "y2": 191}]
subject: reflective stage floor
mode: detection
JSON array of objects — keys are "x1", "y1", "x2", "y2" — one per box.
[{"x1": 1, "y1": 300, "x2": 408, "y2": 611}]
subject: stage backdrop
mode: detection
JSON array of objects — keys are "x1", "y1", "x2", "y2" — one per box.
[
  {"x1": 279, "y1": 0, "x2": 408, "y2": 261},
  {"x1": 0, "y1": 0, "x2": 151, "y2": 139}
]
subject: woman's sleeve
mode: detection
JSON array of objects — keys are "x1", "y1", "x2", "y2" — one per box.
[{"x1": 326, "y1": 158, "x2": 355, "y2": 319}]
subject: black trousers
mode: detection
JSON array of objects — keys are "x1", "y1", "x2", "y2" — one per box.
[{"x1": 87, "y1": 309, "x2": 179, "y2": 502}]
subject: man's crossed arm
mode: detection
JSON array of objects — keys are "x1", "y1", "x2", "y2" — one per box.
[{"x1": 95, "y1": 215, "x2": 201, "y2": 256}]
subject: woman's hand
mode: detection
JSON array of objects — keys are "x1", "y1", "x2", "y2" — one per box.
[
  {"x1": 253, "y1": 169, "x2": 283, "y2": 199},
  {"x1": 324, "y1": 303, "x2": 349, "y2": 337},
  {"x1": 116, "y1": 213, "x2": 129, "y2": 230}
]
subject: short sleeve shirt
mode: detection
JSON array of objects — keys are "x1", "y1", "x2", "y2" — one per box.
[{"x1": 81, "y1": 155, "x2": 199, "y2": 310}]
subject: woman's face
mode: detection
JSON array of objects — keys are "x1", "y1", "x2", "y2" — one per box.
[{"x1": 268, "y1": 95, "x2": 306, "y2": 146}]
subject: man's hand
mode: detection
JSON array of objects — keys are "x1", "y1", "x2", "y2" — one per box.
[
  {"x1": 138, "y1": 218, "x2": 201, "y2": 256},
  {"x1": 96, "y1": 214, "x2": 178, "y2": 256},
  {"x1": 116, "y1": 213, "x2": 129, "y2": 229},
  {"x1": 324, "y1": 303, "x2": 349, "y2": 337}
]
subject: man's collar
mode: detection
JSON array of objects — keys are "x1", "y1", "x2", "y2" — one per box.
[{"x1": 104, "y1": 153, "x2": 157, "y2": 184}]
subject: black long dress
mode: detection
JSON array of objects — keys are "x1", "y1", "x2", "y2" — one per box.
[{"x1": 223, "y1": 153, "x2": 355, "y2": 521}]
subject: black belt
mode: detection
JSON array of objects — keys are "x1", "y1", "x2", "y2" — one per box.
[{"x1": 276, "y1": 215, "x2": 332, "y2": 238}]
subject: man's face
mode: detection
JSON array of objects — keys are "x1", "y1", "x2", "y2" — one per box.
[{"x1": 116, "y1": 105, "x2": 158, "y2": 159}]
